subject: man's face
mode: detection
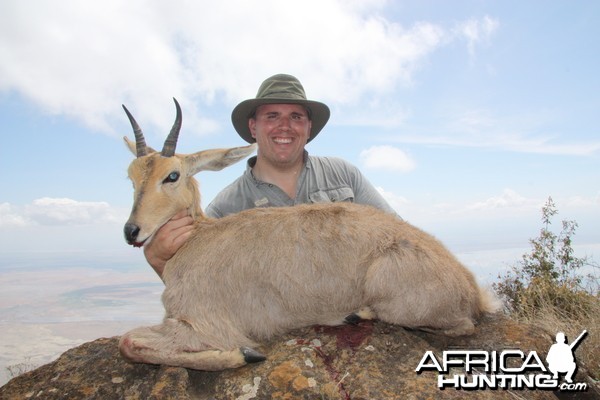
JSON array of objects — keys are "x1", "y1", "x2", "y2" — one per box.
[{"x1": 249, "y1": 103, "x2": 312, "y2": 168}]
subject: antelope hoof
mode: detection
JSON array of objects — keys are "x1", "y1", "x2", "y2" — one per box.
[
  {"x1": 344, "y1": 313, "x2": 362, "y2": 325},
  {"x1": 241, "y1": 347, "x2": 266, "y2": 364},
  {"x1": 345, "y1": 306, "x2": 376, "y2": 325}
]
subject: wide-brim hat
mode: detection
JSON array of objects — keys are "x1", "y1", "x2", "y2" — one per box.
[{"x1": 232, "y1": 74, "x2": 330, "y2": 144}]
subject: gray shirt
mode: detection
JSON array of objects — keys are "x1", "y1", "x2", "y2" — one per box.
[{"x1": 205, "y1": 152, "x2": 398, "y2": 218}]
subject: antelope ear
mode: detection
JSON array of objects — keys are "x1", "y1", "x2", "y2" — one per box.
[
  {"x1": 185, "y1": 143, "x2": 257, "y2": 176},
  {"x1": 123, "y1": 137, "x2": 157, "y2": 156}
]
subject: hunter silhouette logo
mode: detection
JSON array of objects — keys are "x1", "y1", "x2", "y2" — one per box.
[
  {"x1": 415, "y1": 330, "x2": 589, "y2": 392},
  {"x1": 546, "y1": 330, "x2": 587, "y2": 384}
]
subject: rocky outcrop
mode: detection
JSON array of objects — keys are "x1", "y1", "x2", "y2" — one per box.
[{"x1": 1, "y1": 315, "x2": 598, "y2": 399}]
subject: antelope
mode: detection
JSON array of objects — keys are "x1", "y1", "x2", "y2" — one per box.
[{"x1": 118, "y1": 99, "x2": 498, "y2": 371}]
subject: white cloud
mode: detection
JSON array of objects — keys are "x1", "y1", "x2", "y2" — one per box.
[
  {"x1": 0, "y1": 203, "x2": 28, "y2": 227},
  {"x1": 25, "y1": 198, "x2": 122, "y2": 226},
  {"x1": 0, "y1": 0, "x2": 487, "y2": 135},
  {"x1": 0, "y1": 198, "x2": 125, "y2": 227},
  {"x1": 383, "y1": 108, "x2": 600, "y2": 156},
  {"x1": 374, "y1": 188, "x2": 544, "y2": 223},
  {"x1": 455, "y1": 15, "x2": 499, "y2": 58},
  {"x1": 393, "y1": 189, "x2": 600, "y2": 222},
  {"x1": 334, "y1": 100, "x2": 412, "y2": 128},
  {"x1": 564, "y1": 194, "x2": 600, "y2": 208},
  {"x1": 360, "y1": 145, "x2": 416, "y2": 172},
  {"x1": 464, "y1": 189, "x2": 540, "y2": 212}
]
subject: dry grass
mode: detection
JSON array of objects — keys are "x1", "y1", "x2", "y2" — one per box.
[{"x1": 506, "y1": 281, "x2": 600, "y2": 380}]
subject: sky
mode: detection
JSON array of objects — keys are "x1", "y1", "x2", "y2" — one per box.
[{"x1": 1, "y1": 0, "x2": 599, "y2": 261}]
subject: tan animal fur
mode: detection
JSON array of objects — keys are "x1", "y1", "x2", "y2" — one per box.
[{"x1": 119, "y1": 99, "x2": 498, "y2": 371}]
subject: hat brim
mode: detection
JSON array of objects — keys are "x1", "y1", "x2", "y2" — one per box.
[{"x1": 232, "y1": 98, "x2": 330, "y2": 144}]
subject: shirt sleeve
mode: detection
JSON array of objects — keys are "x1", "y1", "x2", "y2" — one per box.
[
  {"x1": 312, "y1": 156, "x2": 399, "y2": 217},
  {"x1": 204, "y1": 202, "x2": 223, "y2": 219},
  {"x1": 344, "y1": 161, "x2": 400, "y2": 217}
]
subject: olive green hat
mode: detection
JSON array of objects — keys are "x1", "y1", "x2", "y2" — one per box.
[{"x1": 231, "y1": 74, "x2": 330, "y2": 144}]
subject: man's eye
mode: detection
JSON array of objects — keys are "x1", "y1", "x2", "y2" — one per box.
[{"x1": 163, "y1": 171, "x2": 180, "y2": 183}]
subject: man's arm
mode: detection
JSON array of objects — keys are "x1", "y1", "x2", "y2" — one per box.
[
  {"x1": 341, "y1": 159, "x2": 399, "y2": 216},
  {"x1": 354, "y1": 177, "x2": 399, "y2": 216}
]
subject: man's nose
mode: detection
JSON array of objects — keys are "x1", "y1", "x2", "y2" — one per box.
[{"x1": 278, "y1": 115, "x2": 292, "y2": 129}]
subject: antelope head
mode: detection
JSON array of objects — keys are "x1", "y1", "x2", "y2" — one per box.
[{"x1": 122, "y1": 98, "x2": 256, "y2": 247}]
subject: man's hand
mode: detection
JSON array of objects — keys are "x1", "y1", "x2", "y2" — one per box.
[{"x1": 144, "y1": 210, "x2": 194, "y2": 278}]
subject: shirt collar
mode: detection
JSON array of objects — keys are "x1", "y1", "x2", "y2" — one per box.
[{"x1": 245, "y1": 151, "x2": 310, "y2": 184}]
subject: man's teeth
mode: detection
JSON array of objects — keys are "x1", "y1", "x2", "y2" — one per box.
[{"x1": 273, "y1": 137, "x2": 292, "y2": 144}]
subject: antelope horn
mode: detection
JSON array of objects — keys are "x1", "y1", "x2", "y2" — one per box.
[
  {"x1": 122, "y1": 105, "x2": 147, "y2": 158},
  {"x1": 161, "y1": 98, "x2": 182, "y2": 157}
]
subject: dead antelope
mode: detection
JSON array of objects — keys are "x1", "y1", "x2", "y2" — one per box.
[{"x1": 119, "y1": 99, "x2": 497, "y2": 371}]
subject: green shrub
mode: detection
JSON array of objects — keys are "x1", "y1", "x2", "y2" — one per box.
[
  {"x1": 493, "y1": 197, "x2": 599, "y2": 378},
  {"x1": 494, "y1": 197, "x2": 598, "y2": 317}
]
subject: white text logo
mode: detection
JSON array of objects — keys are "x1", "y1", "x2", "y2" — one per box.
[{"x1": 415, "y1": 330, "x2": 588, "y2": 392}]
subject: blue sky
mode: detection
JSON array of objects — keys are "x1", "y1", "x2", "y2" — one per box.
[{"x1": 1, "y1": 0, "x2": 599, "y2": 261}]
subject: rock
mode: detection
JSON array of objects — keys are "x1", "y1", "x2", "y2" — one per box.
[{"x1": 1, "y1": 314, "x2": 598, "y2": 399}]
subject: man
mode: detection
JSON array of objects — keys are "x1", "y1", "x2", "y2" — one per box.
[{"x1": 144, "y1": 74, "x2": 397, "y2": 274}]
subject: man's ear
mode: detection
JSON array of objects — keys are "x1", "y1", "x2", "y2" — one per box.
[
  {"x1": 184, "y1": 144, "x2": 257, "y2": 176},
  {"x1": 249, "y1": 118, "x2": 257, "y2": 140}
]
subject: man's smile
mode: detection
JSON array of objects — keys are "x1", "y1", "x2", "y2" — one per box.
[{"x1": 272, "y1": 136, "x2": 294, "y2": 144}]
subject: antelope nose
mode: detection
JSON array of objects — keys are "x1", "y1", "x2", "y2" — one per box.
[{"x1": 124, "y1": 223, "x2": 140, "y2": 244}]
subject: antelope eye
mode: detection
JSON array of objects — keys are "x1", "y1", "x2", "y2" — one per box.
[{"x1": 163, "y1": 171, "x2": 180, "y2": 184}]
